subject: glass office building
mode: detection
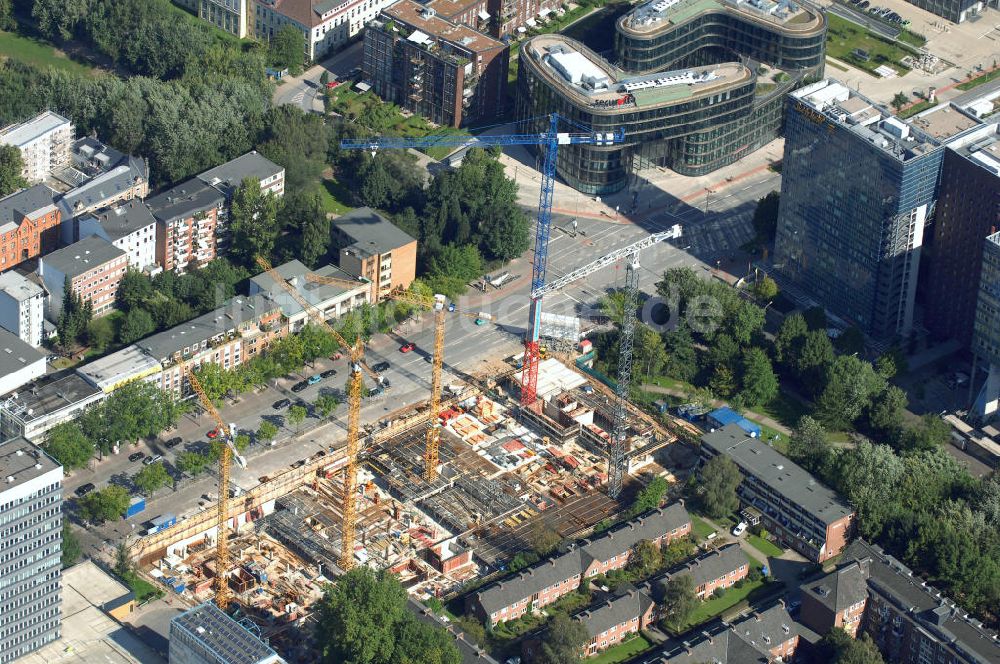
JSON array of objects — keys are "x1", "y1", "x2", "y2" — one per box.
[
  {"x1": 973, "y1": 232, "x2": 1000, "y2": 418},
  {"x1": 773, "y1": 80, "x2": 985, "y2": 340}
]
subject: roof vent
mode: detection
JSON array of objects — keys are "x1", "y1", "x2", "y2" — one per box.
[
  {"x1": 34, "y1": 463, "x2": 42, "y2": 470},
  {"x1": 5, "y1": 476, "x2": 13, "y2": 483},
  {"x1": 15, "y1": 450, "x2": 23, "y2": 456}
]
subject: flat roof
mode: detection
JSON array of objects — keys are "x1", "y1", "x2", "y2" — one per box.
[
  {"x1": 40, "y1": 235, "x2": 125, "y2": 279},
  {"x1": 0, "y1": 269, "x2": 44, "y2": 302},
  {"x1": 949, "y1": 122, "x2": 1000, "y2": 176},
  {"x1": 909, "y1": 104, "x2": 983, "y2": 142},
  {"x1": 525, "y1": 35, "x2": 750, "y2": 108},
  {"x1": 62, "y1": 560, "x2": 134, "y2": 612},
  {"x1": 384, "y1": 0, "x2": 505, "y2": 54},
  {"x1": 197, "y1": 151, "x2": 284, "y2": 196},
  {"x1": 146, "y1": 179, "x2": 224, "y2": 224},
  {"x1": 423, "y1": 0, "x2": 487, "y2": 18},
  {"x1": 77, "y1": 345, "x2": 163, "y2": 392},
  {"x1": 3, "y1": 372, "x2": 102, "y2": 423},
  {"x1": 86, "y1": 200, "x2": 157, "y2": 241},
  {"x1": 0, "y1": 110, "x2": 71, "y2": 147},
  {"x1": 0, "y1": 436, "x2": 61, "y2": 492},
  {"x1": 0, "y1": 326, "x2": 45, "y2": 380},
  {"x1": 621, "y1": 0, "x2": 823, "y2": 35},
  {"x1": 701, "y1": 424, "x2": 854, "y2": 525},
  {"x1": 334, "y1": 206, "x2": 417, "y2": 256},
  {"x1": 250, "y1": 260, "x2": 366, "y2": 318},
  {"x1": 171, "y1": 602, "x2": 282, "y2": 664}
]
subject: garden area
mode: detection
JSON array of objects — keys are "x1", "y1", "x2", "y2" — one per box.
[
  {"x1": 825, "y1": 14, "x2": 914, "y2": 76},
  {"x1": 0, "y1": 29, "x2": 101, "y2": 76},
  {"x1": 682, "y1": 562, "x2": 773, "y2": 630},
  {"x1": 589, "y1": 634, "x2": 653, "y2": 664},
  {"x1": 957, "y1": 66, "x2": 1000, "y2": 91}
]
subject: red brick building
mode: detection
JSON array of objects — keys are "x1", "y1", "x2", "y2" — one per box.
[
  {"x1": 38, "y1": 236, "x2": 127, "y2": 318},
  {"x1": 644, "y1": 543, "x2": 749, "y2": 604},
  {"x1": 147, "y1": 180, "x2": 224, "y2": 273},
  {"x1": 575, "y1": 589, "x2": 656, "y2": 657},
  {"x1": 799, "y1": 559, "x2": 869, "y2": 638},
  {"x1": 0, "y1": 185, "x2": 60, "y2": 272}
]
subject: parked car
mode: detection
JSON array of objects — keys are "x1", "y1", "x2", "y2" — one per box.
[
  {"x1": 373, "y1": 361, "x2": 390, "y2": 373},
  {"x1": 75, "y1": 483, "x2": 96, "y2": 497},
  {"x1": 321, "y1": 369, "x2": 338, "y2": 379},
  {"x1": 207, "y1": 429, "x2": 221, "y2": 439},
  {"x1": 144, "y1": 454, "x2": 163, "y2": 466},
  {"x1": 307, "y1": 374, "x2": 323, "y2": 385},
  {"x1": 128, "y1": 451, "x2": 145, "y2": 462},
  {"x1": 330, "y1": 352, "x2": 343, "y2": 361},
  {"x1": 273, "y1": 398, "x2": 292, "y2": 409},
  {"x1": 399, "y1": 342, "x2": 416, "y2": 353},
  {"x1": 164, "y1": 437, "x2": 182, "y2": 449},
  {"x1": 732, "y1": 521, "x2": 748, "y2": 537},
  {"x1": 292, "y1": 381, "x2": 309, "y2": 393}
]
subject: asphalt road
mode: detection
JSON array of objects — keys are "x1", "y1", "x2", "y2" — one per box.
[{"x1": 271, "y1": 42, "x2": 364, "y2": 113}]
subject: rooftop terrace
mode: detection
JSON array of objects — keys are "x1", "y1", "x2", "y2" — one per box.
[{"x1": 621, "y1": 0, "x2": 823, "y2": 34}]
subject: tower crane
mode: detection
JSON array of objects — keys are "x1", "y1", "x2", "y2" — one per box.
[
  {"x1": 340, "y1": 114, "x2": 625, "y2": 408},
  {"x1": 255, "y1": 256, "x2": 377, "y2": 570},
  {"x1": 531, "y1": 226, "x2": 681, "y2": 498},
  {"x1": 182, "y1": 361, "x2": 247, "y2": 610}
]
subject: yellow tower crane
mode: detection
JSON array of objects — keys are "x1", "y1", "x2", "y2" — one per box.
[
  {"x1": 255, "y1": 256, "x2": 376, "y2": 571},
  {"x1": 181, "y1": 361, "x2": 247, "y2": 610}
]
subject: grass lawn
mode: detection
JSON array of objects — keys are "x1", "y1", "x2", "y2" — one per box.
[
  {"x1": 825, "y1": 14, "x2": 911, "y2": 76},
  {"x1": 747, "y1": 534, "x2": 784, "y2": 558},
  {"x1": 319, "y1": 178, "x2": 353, "y2": 215},
  {"x1": 758, "y1": 390, "x2": 809, "y2": 430},
  {"x1": 899, "y1": 100, "x2": 934, "y2": 118},
  {"x1": 589, "y1": 635, "x2": 653, "y2": 664},
  {"x1": 0, "y1": 30, "x2": 100, "y2": 76},
  {"x1": 825, "y1": 58, "x2": 850, "y2": 71},
  {"x1": 898, "y1": 28, "x2": 927, "y2": 47},
  {"x1": 957, "y1": 67, "x2": 1000, "y2": 91},
  {"x1": 122, "y1": 571, "x2": 164, "y2": 603},
  {"x1": 692, "y1": 516, "x2": 717, "y2": 540},
  {"x1": 684, "y1": 575, "x2": 770, "y2": 629}
]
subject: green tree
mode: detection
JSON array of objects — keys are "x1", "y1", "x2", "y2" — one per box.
[
  {"x1": 316, "y1": 567, "x2": 408, "y2": 664},
  {"x1": 753, "y1": 276, "x2": 779, "y2": 302},
  {"x1": 257, "y1": 420, "x2": 278, "y2": 444},
  {"x1": 79, "y1": 485, "x2": 130, "y2": 524},
  {"x1": 32, "y1": 0, "x2": 89, "y2": 39},
  {"x1": 816, "y1": 355, "x2": 886, "y2": 430},
  {"x1": 177, "y1": 451, "x2": 211, "y2": 476},
  {"x1": 817, "y1": 628, "x2": 885, "y2": 664},
  {"x1": 44, "y1": 422, "x2": 94, "y2": 470},
  {"x1": 632, "y1": 476, "x2": 669, "y2": 516},
  {"x1": 803, "y1": 306, "x2": 827, "y2": 330},
  {"x1": 61, "y1": 522, "x2": 82, "y2": 569},
  {"x1": 891, "y1": 92, "x2": 909, "y2": 111},
  {"x1": 86, "y1": 316, "x2": 115, "y2": 352},
  {"x1": 774, "y1": 313, "x2": 808, "y2": 367},
  {"x1": 660, "y1": 574, "x2": 698, "y2": 632},
  {"x1": 739, "y1": 348, "x2": 778, "y2": 408},
  {"x1": 0, "y1": 144, "x2": 27, "y2": 197},
  {"x1": 277, "y1": 188, "x2": 330, "y2": 267},
  {"x1": 630, "y1": 539, "x2": 662, "y2": 576},
  {"x1": 709, "y1": 364, "x2": 736, "y2": 398},
  {"x1": 635, "y1": 323, "x2": 669, "y2": 378},
  {"x1": 114, "y1": 541, "x2": 132, "y2": 578},
  {"x1": 795, "y1": 330, "x2": 835, "y2": 395},
  {"x1": 700, "y1": 455, "x2": 741, "y2": 519},
  {"x1": 320, "y1": 71, "x2": 330, "y2": 85},
  {"x1": 57, "y1": 276, "x2": 93, "y2": 349},
  {"x1": 118, "y1": 307, "x2": 155, "y2": 344},
  {"x1": 835, "y1": 326, "x2": 865, "y2": 356},
  {"x1": 424, "y1": 244, "x2": 483, "y2": 300},
  {"x1": 902, "y1": 414, "x2": 951, "y2": 451},
  {"x1": 728, "y1": 300, "x2": 766, "y2": 346},
  {"x1": 535, "y1": 612, "x2": 588, "y2": 664},
  {"x1": 235, "y1": 434, "x2": 251, "y2": 452},
  {"x1": 527, "y1": 521, "x2": 561, "y2": 557},
  {"x1": 270, "y1": 25, "x2": 305, "y2": 75},
  {"x1": 868, "y1": 385, "x2": 908, "y2": 442},
  {"x1": 116, "y1": 268, "x2": 153, "y2": 312},
  {"x1": 662, "y1": 325, "x2": 697, "y2": 383},
  {"x1": 315, "y1": 394, "x2": 339, "y2": 418},
  {"x1": 287, "y1": 404, "x2": 307, "y2": 432},
  {"x1": 393, "y1": 616, "x2": 461, "y2": 664},
  {"x1": 0, "y1": 0, "x2": 13, "y2": 31},
  {"x1": 230, "y1": 178, "x2": 280, "y2": 268},
  {"x1": 751, "y1": 191, "x2": 780, "y2": 243},
  {"x1": 133, "y1": 461, "x2": 171, "y2": 496},
  {"x1": 788, "y1": 415, "x2": 832, "y2": 474}
]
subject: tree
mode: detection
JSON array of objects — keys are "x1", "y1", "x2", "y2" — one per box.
[
  {"x1": 235, "y1": 434, "x2": 251, "y2": 452},
  {"x1": 891, "y1": 92, "x2": 909, "y2": 111},
  {"x1": 788, "y1": 415, "x2": 832, "y2": 474},
  {"x1": 424, "y1": 244, "x2": 483, "y2": 300},
  {"x1": 86, "y1": 316, "x2": 115, "y2": 352},
  {"x1": 728, "y1": 300, "x2": 766, "y2": 346},
  {"x1": 632, "y1": 476, "x2": 669, "y2": 516},
  {"x1": 816, "y1": 355, "x2": 886, "y2": 430},
  {"x1": 44, "y1": 422, "x2": 94, "y2": 470},
  {"x1": 709, "y1": 364, "x2": 736, "y2": 398},
  {"x1": 634, "y1": 323, "x2": 669, "y2": 378},
  {"x1": 287, "y1": 404, "x2": 307, "y2": 432},
  {"x1": 320, "y1": 71, "x2": 330, "y2": 85},
  {"x1": 119, "y1": 307, "x2": 155, "y2": 344},
  {"x1": 662, "y1": 325, "x2": 697, "y2": 383},
  {"x1": 867, "y1": 385, "x2": 908, "y2": 442},
  {"x1": 133, "y1": 461, "x2": 171, "y2": 496},
  {"x1": 535, "y1": 612, "x2": 588, "y2": 664},
  {"x1": 700, "y1": 455, "x2": 741, "y2": 519},
  {"x1": 32, "y1": 0, "x2": 89, "y2": 40},
  {"x1": 61, "y1": 523, "x2": 82, "y2": 569},
  {"x1": 527, "y1": 521, "x2": 561, "y2": 557},
  {"x1": 393, "y1": 617, "x2": 461, "y2": 664},
  {"x1": 230, "y1": 178, "x2": 280, "y2": 268},
  {"x1": 803, "y1": 306, "x2": 827, "y2": 331},
  {"x1": 114, "y1": 541, "x2": 132, "y2": 579},
  {"x1": 630, "y1": 539, "x2": 662, "y2": 576},
  {"x1": 774, "y1": 313, "x2": 808, "y2": 367},
  {"x1": 315, "y1": 394, "x2": 339, "y2": 418},
  {"x1": 817, "y1": 628, "x2": 885, "y2": 664},
  {"x1": 902, "y1": 414, "x2": 951, "y2": 451},
  {"x1": 0, "y1": 144, "x2": 27, "y2": 197},
  {"x1": 78, "y1": 485, "x2": 130, "y2": 524},
  {"x1": 753, "y1": 276, "x2": 779, "y2": 302},
  {"x1": 57, "y1": 276, "x2": 93, "y2": 349},
  {"x1": 257, "y1": 420, "x2": 278, "y2": 444},
  {"x1": 315, "y1": 567, "x2": 408, "y2": 664},
  {"x1": 795, "y1": 330, "x2": 835, "y2": 395},
  {"x1": 739, "y1": 348, "x2": 778, "y2": 408},
  {"x1": 270, "y1": 25, "x2": 305, "y2": 75},
  {"x1": 835, "y1": 326, "x2": 865, "y2": 356},
  {"x1": 751, "y1": 191, "x2": 780, "y2": 244},
  {"x1": 0, "y1": 0, "x2": 13, "y2": 31},
  {"x1": 660, "y1": 574, "x2": 698, "y2": 632},
  {"x1": 177, "y1": 451, "x2": 211, "y2": 476}
]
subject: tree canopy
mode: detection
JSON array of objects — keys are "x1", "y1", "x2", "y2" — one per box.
[
  {"x1": 700, "y1": 455, "x2": 741, "y2": 519},
  {"x1": 0, "y1": 144, "x2": 26, "y2": 197}
]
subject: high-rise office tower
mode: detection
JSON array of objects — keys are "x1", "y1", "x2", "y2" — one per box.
[
  {"x1": 773, "y1": 79, "x2": 984, "y2": 340},
  {"x1": 974, "y1": 229, "x2": 1000, "y2": 419}
]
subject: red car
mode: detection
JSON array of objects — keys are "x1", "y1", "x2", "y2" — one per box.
[
  {"x1": 325, "y1": 80, "x2": 340, "y2": 89},
  {"x1": 207, "y1": 429, "x2": 220, "y2": 439},
  {"x1": 399, "y1": 342, "x2": 416, "y2": 353}
]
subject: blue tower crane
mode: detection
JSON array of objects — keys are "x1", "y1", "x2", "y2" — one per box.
[{"x1": 341, "y1": 114, "x2": 624, "y2": 406}]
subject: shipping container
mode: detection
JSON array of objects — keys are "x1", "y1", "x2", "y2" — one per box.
[
  {"x1": 147, "y1": 513, "x2": 176, "y2": 534},
  {"x1": 125, "y1": 496, "x2": 146, "y2": 519}
]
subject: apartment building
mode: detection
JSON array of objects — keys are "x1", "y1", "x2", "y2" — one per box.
[
  {"x1": 332, "y1": 207, "x2": 417, "y2": 303},
  {"x1": 469, "y1": 504, "x2": 691, "y2": 625},
  {"x1": 364, "y1": 1, "x2": 509, "y2": 128},
  {"x1": 175, "y1": 0, "x2": 251, "y2": 37},
  {"x1": 0, "y1": 437, "x2": 63, "y2": 663},
  {"x1": 169, "y1": 602, "x2": 285, "y2": 664},
  {"x1": 147, "y1": 180, "x2": 224, "y2": 273},
  {"x1": 489, "y1": 0, "x2": 557, "y2": 38},
  {"x1": 0, "y1": 271, "x2": 45, "y2": 347},
  {"x1": 700, "y1": 424, "x2": 855, "y2": 562},
  {"x1": 798, "y1": 539, "x2": 1000, "y2": 664},
  {"x1": 254, "y1": 0, "x2": 398, "y2": 62},
  {"x1": 77, "y1": 201, "x2": 158, "y2": 272},
  {"x1": 637, "y1": 603, "x2": 799, "y2": 663},
  {"x1": 248, "y1": 259, "x2": 368, "y2": 332},
  {"x1": 645, "y1": 543, "x2": 749, "y2": 602},
  {"x1": 197, "y1": 151, "x2": 285, "y2": 200},
  {"x1": 0, "y1": 111, "x2": 73, "y2": 184},
  {"x1": 0, "y1": 328, "x2": 46, "y2": 397},
  {"x1": 54, "y1": 137, "x2": 149, "y2": 221},
  {"x1": 0, "y1": 373, "x2": 104, "y2": 442},
  {"x1": 0, "y1": 184, "x2": 61, "y2": 272},
  {"x1": 38, "y1": 236, "x2": 128, "y2": 318},
  {"x1": 572, "y1": 588, "x2": 656, "y2": 657},
  {"x1": 77, "y1": 294, "x2": 287, "y2": 397}
]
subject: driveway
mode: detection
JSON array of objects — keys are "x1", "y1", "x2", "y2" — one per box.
[{"x1": 272, "y1": 42, "x2": 363, "y2": 112}]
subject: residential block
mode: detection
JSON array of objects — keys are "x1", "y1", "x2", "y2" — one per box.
[
  {"x1": 0, "y1": 185, "x2": 61, "y2": 272},
  {"x1": 38, "y1": 236, "x2": 128, "y2": 318},
  {"x1": 0, "y1": 270, "x2": 45, "y2": 348},
  {"x1": 332, "y1": 207, "x2": 417, "y2": 303},
  {"x1": 0, "y1": 111, "x2": 73, "y2": 184},
  {"x1": 147, "y1": 180, "x2": 225, "y2": 273}
]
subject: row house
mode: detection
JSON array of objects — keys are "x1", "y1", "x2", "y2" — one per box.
[
  {"x1": 147, "y1": 180, "x2": 225, "y2": 273},
  {"x1": 643, "y1": 543, "x2": 749, "y2": 605},
  {"x1": 38, "y1": 235, "x2": 127, "y2": 318},
  {"x1": 700, "y1": 424, "x2": 855, "y2": 562},
  {"x1": 798, "y1": 539, "x2": 1000, "y2": 664},
  {"x1": 0, "y1": 185, "x2": 61, "y2": 272},
  {"x1": 470, "y1": 503, "x2": 691, "y2": 626},
  {"x1": 575, "y1": 589, "x2": 656, "y2": 657}
]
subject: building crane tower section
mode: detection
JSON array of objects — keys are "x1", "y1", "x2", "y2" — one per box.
[{"x1": 340, "y1": 114, "x2": 625, "y2": 408}]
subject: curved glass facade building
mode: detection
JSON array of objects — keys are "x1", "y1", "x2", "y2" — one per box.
[{"x1": 516, "y1": 0, "x2": 826, "y2": 192}]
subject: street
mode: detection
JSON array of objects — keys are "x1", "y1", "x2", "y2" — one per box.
[{"x1": 271, "y1": 42, "x2": 363, "y2": 113}]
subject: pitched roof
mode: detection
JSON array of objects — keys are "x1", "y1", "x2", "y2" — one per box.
[
  {"x1": 0, "y1": 270, "x2": 44, "y2": 302},
  {"x1": 701, "y1": 424, "x2": 854, "y2": 525},
  {"x1": 407, "y1": 599, "x2": 499, "y2": 664},
  {"x1": 197, "y1": 151, "x2": 283, "y2": 198},
  {"x1": 801, "y1": 559, "x2": 869, "y2": 613},
  {"x1": 0, "y1": 326, "x2": 45, "y2": 377},
  {"x1": 333, "y1": 207, "x2": 416, "y2": 257},
  {"x1": 728, "y1": 603, "x2": 798, "y2": 653},
  {"x1": 581, "y1": 503, "x2": 691, "y2": 567},
  {"x1": 474, "y1": 548, "x2": 583, "y2": 616},
  {"x1": 40, "y1": 236, "x2": 125, "y2": 279},
  {"x1": 266, "y1": 0, "x2": 347, "y2": 27},
  {"x1": 57, "y1": 164, "x2": 147, "y2": 219},
  {"x1": 0, "y1": 111, "x2": 71, "y2": 147},
  {"x1": 147, "y1": 179, "x2": 224, "y2": 223},
  {"x1": 645, "y1": 543, "x2": 747, "y2": 598},
  {"x1": 572, "y1": 588, "x2": 654, "y2": 639},
  {"x1": 0, "y1": 184, "x2": 58, "y2": 233}
]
